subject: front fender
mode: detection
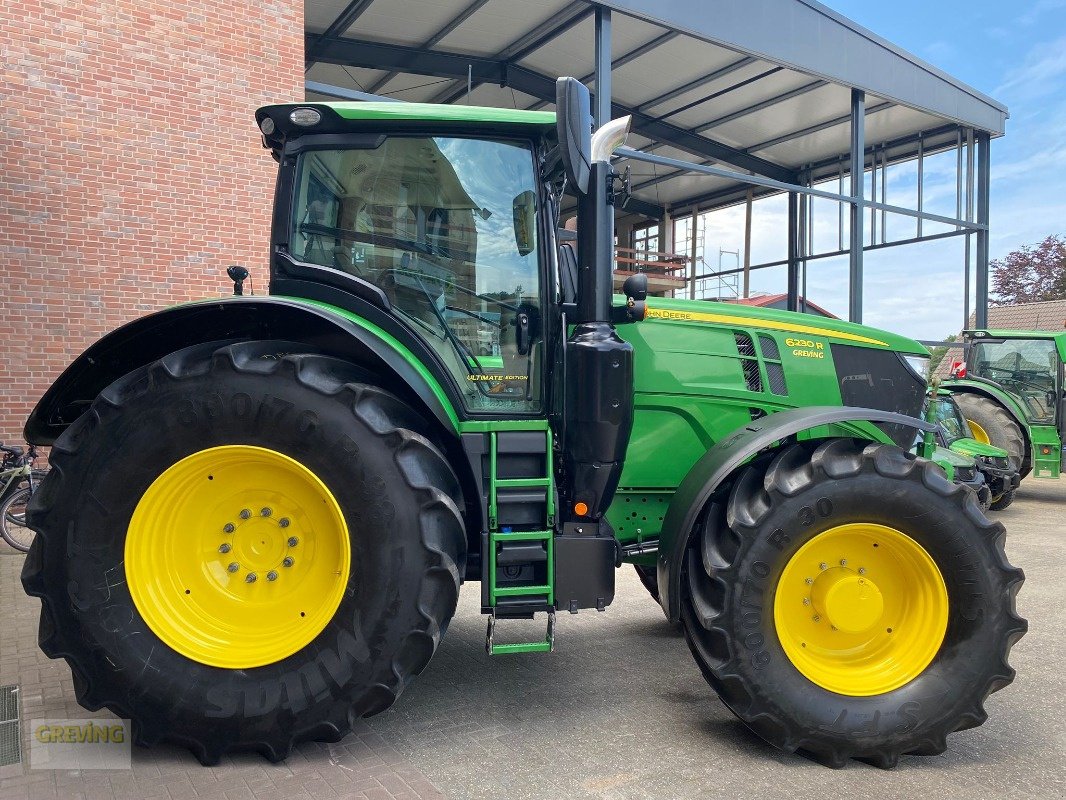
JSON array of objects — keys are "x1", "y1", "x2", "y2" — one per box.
[
  {"x1": 25, "y1": 296, "x2": 460, "y2": 444},
  {"x1": 655, "y1": 406, "x2": 935, "y2": 622},
  {"x1": 941, "y1": 379, "x2": 1032, "y2": 431}
]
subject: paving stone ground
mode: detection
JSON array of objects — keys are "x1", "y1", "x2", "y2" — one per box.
[{"x1": 1, "y1": 477, "x2": 1063, "y2": 799}]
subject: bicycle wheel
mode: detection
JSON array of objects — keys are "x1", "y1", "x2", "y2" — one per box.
[{"x1": 1, "y1": 486, "x2": 33, "y2": 552}]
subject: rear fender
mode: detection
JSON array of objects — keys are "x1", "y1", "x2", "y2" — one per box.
[
  {"x1": 25, "y1": 297, "x2": 461, "y2": 444},
  {"x1": 655, "y1": 406, "x2": 934, "y2": 622}
]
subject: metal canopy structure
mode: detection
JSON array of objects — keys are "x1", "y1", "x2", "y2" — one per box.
[{"x1": 303, "y1": 0, "x2": 1006, "y2": 327}]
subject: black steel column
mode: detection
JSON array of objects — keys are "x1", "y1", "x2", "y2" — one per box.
[
  {"x1": 848, "y1": 89, "x2": 865, "y2": 323},
  {"x1": 787, "y1": 191, "x2": 799, "y2": 311},
  {"x1": 594, "y1": 6, "x2": 612, "y2": 128},
  {"x1": 975, "y1": 131, "x2": 991, "y2": 329}
]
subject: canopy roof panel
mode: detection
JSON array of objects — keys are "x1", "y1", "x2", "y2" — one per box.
[{"x1": 304, "y1": 0, "x2": 1006, "y2": 220}]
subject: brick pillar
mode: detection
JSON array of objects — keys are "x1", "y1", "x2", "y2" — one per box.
[{"x1": 0, "y1": 0, "x2": 304, "y2": 442}]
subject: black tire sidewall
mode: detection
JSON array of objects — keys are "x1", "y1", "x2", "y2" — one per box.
[
  {"x1": 719, "y1": 463, "x2": 1009, "y2": 749},
  {"x1": 43, "y1": 359, "x2": 453, "y2": 741}
]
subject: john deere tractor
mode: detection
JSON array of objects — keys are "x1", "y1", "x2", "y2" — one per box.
[
  {"x1": 924, "y1": 390, "x2": 1020, "y2": 510},
  {"x1": 22, "y1": 80, "x2": 1024, "y2": 769},
  {"x1": 942, "y1": 329, "x2": 1065, "y2": 483}
]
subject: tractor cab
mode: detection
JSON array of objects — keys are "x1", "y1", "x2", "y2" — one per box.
[
  {"x1": 945, "y1": 329, "x2": 1065, "y2": 479},
  {"x1": 257, "y1": 103, "x2": 560, "y2": 415}
]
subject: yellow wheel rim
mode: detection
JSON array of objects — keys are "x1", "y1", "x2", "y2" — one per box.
[
  {"x1": 126, "y1": 445, "x2": 350, "y2": 669},
  {"x1": 967, "y1": 418, "x2": 991, "y2": 444},
  {"x1": 773, "y1": 523, "x2": 948, "y2": 696}
]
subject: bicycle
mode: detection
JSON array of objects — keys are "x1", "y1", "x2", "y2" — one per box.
[{"x1": 1, "y1": 443, "x2": 46, "y2": 552}]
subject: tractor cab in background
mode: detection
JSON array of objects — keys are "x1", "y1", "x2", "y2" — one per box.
[{"x1": 944, "y1": 329, "x2": 1065, "y2": 481}]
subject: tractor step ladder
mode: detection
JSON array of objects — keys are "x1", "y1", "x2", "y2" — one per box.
[{"x1": 485, "y1": 430, "x2": 556, "y2": 655}]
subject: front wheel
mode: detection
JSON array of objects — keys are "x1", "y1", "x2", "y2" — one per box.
[
  {"x1": 681, "y1": 439, "x2": 1026, "y2": 767},
  {"x1": 1, "y1": 486, "x2": 33, "y2": 552},
  {"x1": 989, "y1": 489, "x2": 1015, "y2": 511},
  {"x1": 23, "y1": 341, "x2": 466, "y2": 764}
]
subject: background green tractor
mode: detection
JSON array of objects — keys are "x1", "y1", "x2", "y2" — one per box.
[
  {"x1": 21, "y1": 80, "x2": 1024, "y2": 769},
  {"x1": 924, "y1": 390, "x2": 1020, "y2": 510},
  {"x1": 941, "y1": 329, "x2": 1065, "y2": 483},
  {"x1": 917, "y1": 391, "x2": 1017, "y2": 510}
]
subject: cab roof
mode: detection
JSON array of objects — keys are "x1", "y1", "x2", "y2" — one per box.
[{"x1": 255, "y1": 101, "x2": 556, "y2": 155}]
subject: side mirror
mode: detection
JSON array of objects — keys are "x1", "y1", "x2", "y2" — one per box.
[
  {"x1": 555, "y1": 77, "x2": 591, "y2": 195},
  {"x1": 512, "y1": 189, "x2": 536, "y2": 256},
  {"x1": 612, "y1": 273, "x2": 648, "y2": 324},
  {"x1": 622, "y1": 273, "x2": 648, "y2": 302},
  {"x1": 226, "y1": 265, "x2": 250, "y2": 296}
]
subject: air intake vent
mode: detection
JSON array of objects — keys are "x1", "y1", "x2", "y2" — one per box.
[
  {"x1": 734, "y1": 332, "x2": 757, "y2": 358},
  {"x1": 758, "y1": 335, "x2": 780, "y2": 360},
  {"x1": 734, "y1": 332, "x2": 762, "y2": 392},
  {"x1": 766, "y1": 362, "x2": 788, "y2": 395}
]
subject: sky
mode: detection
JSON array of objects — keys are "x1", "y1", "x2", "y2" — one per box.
[{"x1": 692, "y1": 0, "x2": 1066, "y2": 340}]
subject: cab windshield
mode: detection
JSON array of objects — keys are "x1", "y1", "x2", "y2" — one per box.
[
  {"x1": 289, "y1": 136, "x2": 542, "y2": 413},
  {"x1": 930, "y1": 396, "x2": 970, "y2": 446},
  {"x1": 970, "y1": 338, "x2": 1059, "y2": 423}
]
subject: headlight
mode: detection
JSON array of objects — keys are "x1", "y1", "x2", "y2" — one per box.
[
  {"x1": 901, "y1": 354, "x2": 930, "y2": 381},
  {"x1": 289, "y1": 107, "x2": 322, "y2": 127}
]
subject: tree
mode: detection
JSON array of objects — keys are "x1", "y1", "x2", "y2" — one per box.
[{"x1": 990, "y1": 234, "x2": 1066, "y2": 305}]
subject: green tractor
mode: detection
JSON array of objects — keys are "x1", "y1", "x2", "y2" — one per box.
[
  {"x1": 22, "y1": 80, "x2": 1025, "y2": 769},
  {"x1": 942, "y1": 329, "x2": 1065, "y2": 482},
  {"x1": 924, "y1": 390, "x2": 1020, "y2": 510}
]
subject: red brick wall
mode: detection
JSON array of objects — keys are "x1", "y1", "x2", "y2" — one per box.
[{"x1": 0, "y1": 0, "x2": 304, "y2": 444}]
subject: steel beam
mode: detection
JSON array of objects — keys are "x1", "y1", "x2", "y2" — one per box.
[
  {"x1": 307, "y1": 34, "x2": 795, "y2": 180},
  {"x1": 697, "y1": 227, "x2": 972, "y2": 278},
  {"x1": 429, "y1": 4, "x2": 595, "y2": 105},
  {"x1": 306, "y1": 0, "x2": 377, "y2": 70},
  {"x1": 594, "y1": 6, "x2": 612, "y2": 127},
  {"x1": 527, "y1": 30, "x2": 678, "y2": 111},
  {"x1": 619, "y1": 147, "x2": 983, "y2": 230},
  {"x1": 787, "y1": 191, "x2": 799, "y2": 311},
  {"x1": 636, "y1": 56, "x2": 757, "y2": 113},
  {"x1": 747, "y1": 101, "x2": 892, "y2": 153},
  {"x1": 656, "y1": 68, "x2": 783, "y2": 123},
  {"x1": 683, "y1": 79, "x2": 826, "y2": 131},
  {"x1": 365, "y1": 0, "x2": 492, "y2": 94},
  {"x1": 305, "y1": 80, "x2": 399, "y2": 102},
  {"x1": 975, "y1": 131, "x2": 991, "y2": 329},
  {"x1": 848, "y1": 89, "x2": 865, "y2": 323}
]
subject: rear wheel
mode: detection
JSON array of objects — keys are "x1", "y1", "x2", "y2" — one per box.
[
  {"x1": 1, "y1": 486, "x2": 33, "y2": 552},
  {"x1": 681, "y1": 439, "x2": 1025, "y2": 767},
  {"x1": 22, "y1": 341, "x2": 466, "y2": 764},
  {"x1": 954, "y1": 393, "x2": 1027, "y2": 474}
]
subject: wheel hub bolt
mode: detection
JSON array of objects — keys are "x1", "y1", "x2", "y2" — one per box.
[
  {"x1": 819, "y1": 562, "x2": 828, "y2": 571},
  {"x1": 227, "y1": 562, "x2": 239, "y2": 573},
  {"x1": 239, "y1": 509, "x2": 251, "y2": 520},
  {"x1": 840, "y1": 559, "x2": 847, "y2": 567},
  {"x1": 260, "y1": 507, "x2": 272, "y2": 517},
  {"x1": 805, "y1": 577, "x2": 813, "y2": 585},
  {"x1": 279, "y1": 518, "x2": 290, "y2": 528},
  {"x1": 246, "y1": 572, "x2": 257, "y2": 583},
  {"x1": 813, "y1": 615, "x2": 821, "y2": 622},
  {"x1": 283, "y1": 557, "x2": 294, "y2": 568},
  {"x1": 287, "y1": 536, "x2": 299, "y2": 547},
  {"x1": 858, "y1": 567, "x2": 866, "y2": 575},
  {"x1": 802, "y1": 598, "x2": 810, "y2": 606},
  {"x1": 218, "y1": 543, "x2": 231, "y2": 554},
  {"x1": 267, "y1": 570, "x2": 278, "y2": 581},
  {"x1": 223, "y1": 523, "x2": 235, "y2": 533}
]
